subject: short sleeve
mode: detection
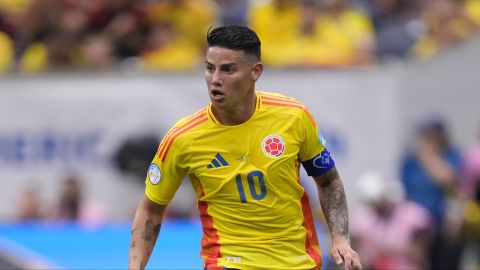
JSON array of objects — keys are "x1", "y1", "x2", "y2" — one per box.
[
  {"x1": 298, "y1": 108, "x2": 324, "y2": 162},
  {"x1": 297, "y1": 108, "x2": 335, "y2": 176},
  {"x1": 145, "y1": 129, "x2": 188, "y2": 205}
]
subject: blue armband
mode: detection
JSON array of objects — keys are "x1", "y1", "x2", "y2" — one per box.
[{"x1": 302, "y1": 148, "x2": 335, "y2": 176}]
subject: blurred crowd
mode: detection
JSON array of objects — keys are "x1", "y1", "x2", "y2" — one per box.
[
  {"x1": 16, "y1": 174, "x2": 107, "y2": 227},
  {"x1": 0, "y1": 0, "x2": 479, "y2": 73},
  {"x1": 349, "y1": 118, "x2": 480, "y2": 270}
]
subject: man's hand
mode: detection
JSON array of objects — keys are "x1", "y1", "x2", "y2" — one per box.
[
  {"x1": 331, "y1": 235, "x2": 362, "y2": 270},
  {"x1": 314, "y1": 167, "x2": 362, "y2": 270}
]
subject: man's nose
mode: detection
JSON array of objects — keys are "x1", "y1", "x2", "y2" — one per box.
[{"x1": 211, "y1": 70, "x2": 222, "y2": 86}]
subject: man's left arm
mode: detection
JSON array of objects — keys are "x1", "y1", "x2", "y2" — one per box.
[{"x1": 313, "y1": 166, "x2": 362, "y2": 270}]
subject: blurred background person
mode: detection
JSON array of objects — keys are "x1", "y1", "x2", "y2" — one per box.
[
  {"x1": 411, "y1": 0, "x2": 475, "y2": 60},
  {"x1": 54, "y1": 175, "x2": 83, "y2": 221},
  {"x1": 79, "y1": 33, "x2": 117, "y2": 71},
  {"x1": 463, "y1": 0, "x2": 480, "y2": 27},
  {"x1": 49, "y1": 174, "x2": 106, "y2": 226},
  {"x1": 363, "y1": 0, "x2": 424, "y2": 62},
  {"x1": 16, "y1": 186, "x2": 43, "y2": 221},
  {"x1": 137, "y1": 0, "x2": 216, "y2": 71},
  {"x1": 400, "y1": 117, "x2": 465, "y2": 270},
  {"x1": 460, "y1": 124, "x2": 480, "y2": 203},
  {"x1": 351, "y1": 171, "x2": 433, "y2": 270},
  {"x1": 249, "y1": 0, "x2": 303, "y2": 67},
  {"x1": 0, "y1": 30, "x2": 14, "y2": 73},
  {"x1": 139, "y1": 22, "x2": 200, "y2": 71},
  {"x1": 460, "y1": 123, "x2": 480, "y2": 269},
  {"x1": 300, "y1": 0, "x2": 375, "y2": 67}
]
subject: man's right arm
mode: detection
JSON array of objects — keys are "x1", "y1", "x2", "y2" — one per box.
[{"x1": 129, "y1": 195, "x2": 166, "y2": 270}]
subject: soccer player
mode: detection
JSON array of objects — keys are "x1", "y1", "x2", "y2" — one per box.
[{"x1": 129, "y1": 25, "x2": 361, "y2": 270}]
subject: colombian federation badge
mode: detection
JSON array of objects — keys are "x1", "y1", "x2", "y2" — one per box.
[
  {"x1": 262, "y1": 134, "x2": 286, "y2": 158},
  {"x1": 148, "y1": 163, "x2": 161, "y2": 185}
]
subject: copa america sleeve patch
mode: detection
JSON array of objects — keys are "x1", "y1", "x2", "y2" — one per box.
[
  {"x1": 148, "y1": 163, "x2": 161, "y2": 185},
  {"x1": 302, "y1": 148, "x2": 335, "y2": 176}
]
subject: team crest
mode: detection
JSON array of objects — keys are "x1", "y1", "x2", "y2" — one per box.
[
  {"x1": 262, "y1": 134, "x2": 286, "y2": 158},
  {"x1": 148, "y1": 163, "x2": 161, "y2": 185}
]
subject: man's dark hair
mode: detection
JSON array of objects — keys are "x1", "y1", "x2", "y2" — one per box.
[{"x1": 207, "y1": 25, "x2": 261, "y2": 61}]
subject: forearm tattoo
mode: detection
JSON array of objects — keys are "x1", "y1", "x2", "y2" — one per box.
[
  {"x1": 318, "y1": 168, "x2": 349, "y2": 238},
  {"x1": 142, "y1": 219, "x2": 161, "y2": 242},
  {"x1": 129, "y1": 220, "x2": 161, "y2": 269}
]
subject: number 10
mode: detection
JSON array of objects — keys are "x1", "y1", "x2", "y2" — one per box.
[{"x1": 235, "y1": 170, "x2": 267, "y2": 203}]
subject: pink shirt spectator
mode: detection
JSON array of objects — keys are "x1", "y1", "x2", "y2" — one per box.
[{"x1": 352, "y1": 201, "x2": 433, "y2": 270}]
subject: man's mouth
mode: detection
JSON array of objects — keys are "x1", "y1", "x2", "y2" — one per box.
[{"x1": 211, "y1": 90, "x2": 225, "y2": 98}]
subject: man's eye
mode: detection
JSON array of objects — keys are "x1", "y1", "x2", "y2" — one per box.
[{"x1": 206, "y1": 66, "x2": 214, "y2": 72}]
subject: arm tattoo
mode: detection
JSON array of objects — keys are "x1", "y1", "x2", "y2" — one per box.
[
  {"x1": 142, "y1": 219, "x2": 161, "y2": 242},
  {"x1": 317, "y1": 169, "x2": 349, "y2": 238},
  {"x1": 318, "y1": 169, "x2": 336, "y2": 188},
  {"x1": 129, "y1": 221, "x2": 161, "y2": 270}
]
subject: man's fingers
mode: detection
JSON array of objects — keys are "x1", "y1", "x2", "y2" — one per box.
[
  {"x1": 331, "y1": 248, "x2": 344, "y2": 266},
  {"x1": 342, "y1": 254, "x2": 353, "y2": 270},
  {"x1": 351, "y1": 253, "x2": 362, "y2": 270}
]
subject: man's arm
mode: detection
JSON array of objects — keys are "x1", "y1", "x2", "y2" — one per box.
[
  {"x1": 313, "y1": 166, "x2": 362, "y2": 270},
  {"x1": 129, "y1": 195, "x2": 166, "y2": 270}
]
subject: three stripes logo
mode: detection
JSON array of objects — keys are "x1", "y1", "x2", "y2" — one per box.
[{"x1": 207, "y1": 153, "x2": 229, "y2": 168}]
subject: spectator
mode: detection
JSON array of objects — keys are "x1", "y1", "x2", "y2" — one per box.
[
  {"x1": 0, "y1": 31, "x2": 14, "y2": 72},
  {"x1": 17, "y1": 0, "x2": 62, "y2": 71},
  {"x1": 249, "y1": 0, "x2": 303, "y2": 67},
  {"x1": 56, "y1": 176, "x2": 82, "y2": 220},
  {"x1": 460, "y1": 124, "x2": 480, "y2": 269},
  {"x1": 79, "y1": 33, "x2": 117, "y2": 71},
  {"x1": 400, "y1": 116, "x2": 464, "y2": 270},
  {"x1": 461, "y1": 125, "x2": 480, "y2": 200},
  {"x1": 411, "y1": 0, "x2": 475, "y2": 60},
  {"x1": 368, "y1": 0, "x2": 424, "y2": 61},
  {"x1": 51, "y1": 175, "x2": 106, "y2": 226},
  {"x1": 139, "y1": 22, "x2": 200, "y2": 71},
  {"x1": 137, "y1": 0, "x2": 216, "y2": 71},
  {"x1": 351, "y1": 171, "x2": 433, "y2": 270},
  {"x1": 299, "y1": 0, "x2": 375, "y2": 67},
  {"x1": 463, "y1": 0, "x2": 480, "y2": 26},
  {"x1": 144, "y1": 0, "x2": 215, "y2": 52},
  {"x1": 16, "y1": 186, "x2": 43, "y2": 221}
]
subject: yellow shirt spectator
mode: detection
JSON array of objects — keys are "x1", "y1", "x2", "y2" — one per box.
[
  {"x1": 20, "y1": 42, "x2": 48, "y2": 73},
  {"x1": 249, "y1": 0, "x2": 303, "y2": 67},
  {"x1": 140, "y1": 24, "x2": 200, "y2": 71},
  {"x1": 0, "y1": 31, "x2": 14, "y2": 73},
  {"x1": 412, "y1": 1, "x2": 474, "y2": 61},
  {"x1": 141, "y1": 41, "x2": 200, "y2": 72},
  {"x1": 302, "y1": 9, "x2": 374, "y2": 66},
  {"x1": 145, "y1": 0, "x2": 215, "y2": 49},
  {"x1": 465, "y1": 0, "x2": 480, "y2": 26}
]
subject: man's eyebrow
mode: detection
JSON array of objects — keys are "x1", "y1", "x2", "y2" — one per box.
[
  {"x1": 221, "y1": 63, "x2": 237, "y2": 68},
  {"x1": 204, "y1": 61, "x2": 237, "y2": 68}
]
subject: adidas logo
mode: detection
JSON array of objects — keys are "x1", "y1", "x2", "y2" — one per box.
[{"x1": 207, "y1": 153, "x2": 229, "y2": 168}]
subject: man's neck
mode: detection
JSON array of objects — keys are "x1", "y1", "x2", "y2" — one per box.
[{"x1": 212, "y1": 93, "x2": 257, "y2": 126}]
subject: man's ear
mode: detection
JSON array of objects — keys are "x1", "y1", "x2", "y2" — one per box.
[{"x1": 251, "y1": 62, "x2": 263, "y2": 82}]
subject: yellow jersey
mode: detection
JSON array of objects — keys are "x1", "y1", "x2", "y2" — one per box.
[{"x1": 145, "y1": 91, "x2": 333, "y2": 270}]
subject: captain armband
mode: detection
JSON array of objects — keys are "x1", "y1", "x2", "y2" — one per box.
[{"x1": 301, "y1": 148, "x2": 335, "y2": 176}]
